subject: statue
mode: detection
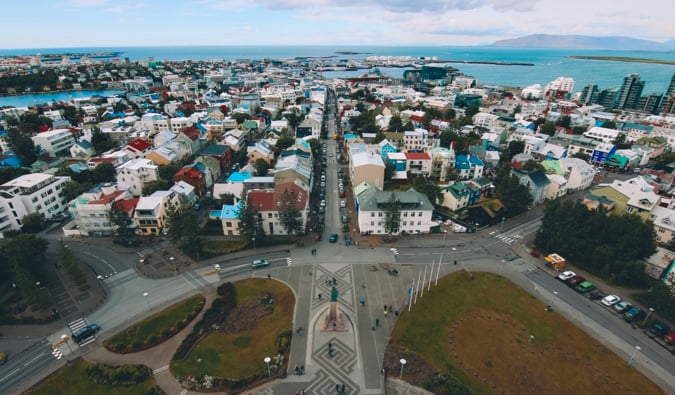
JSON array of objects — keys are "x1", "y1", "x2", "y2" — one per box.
[
  {"x1": 330, "y1": 286, "x2": 339, "y2": 302},
  {"x1": 321, "y1": 286, "x2": 346, "y2": 331}
]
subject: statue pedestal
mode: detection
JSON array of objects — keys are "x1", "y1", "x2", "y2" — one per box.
[{"x1": 320, "y1": 301, "x2": 347, "y2": 331}]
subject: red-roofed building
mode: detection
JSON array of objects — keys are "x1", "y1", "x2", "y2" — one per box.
[
  {"x1": 174, "y1": 164, "x2": 207, "y2": 196},
  {"x1": 404, "y1": 151, "x2": 432, "y2": 176},
  {"x1": 67, "y1": 183, "x2": 133, "y2": 236},
  {"x1": 125, "y1": 138, "x2": 152, "y2": 158},
  {"x1": 245, "y1": 180, "x2": 309, "y2": 236},
  {"x1": 87, "y1": 156, "x2": 121, "y2": 170}
]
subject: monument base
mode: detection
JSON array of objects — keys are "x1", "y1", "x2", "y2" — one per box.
[{"x1": 320, "y1": 301, "x2": 347, "y2": 331}]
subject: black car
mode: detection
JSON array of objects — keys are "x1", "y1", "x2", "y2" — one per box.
[
  {"x1": 651, "y1": 322, "x2": 670, "y2": 337},
  {"x1": 623, "y1": 308, "x2": 646, "y2": 322}
]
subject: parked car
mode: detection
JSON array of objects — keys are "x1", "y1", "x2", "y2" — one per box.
[
  {"x1": 575, "y1": 281, "x2": 596, "y2": 293},
  {"x1": 623, "y1": 308, "x2": 646, "y2": 322},
  {"x1": 614, "y1": 301, "x2": 632, "y2": 313},
  {"x1": 329, "y1": 233, "x2": 338, "y2": 243},
  {"x1": 340, "y1": 200, "x2": 346, "y2": 208},
  {"x1": 650, "y1": 322, "x2": 671, "y2": 337},
  {"x1": 341, "y1": 215, "x2": 349, "y2": 224},
  {"x1": 251, "y1": 259, "x2": 270, "y2": 269},
  {"x1": 339, "y1": 190, "x2": 345, "y2": 198},
  {"x1": 589, "y1": 290, "x2": 606, "y2": 301},
  {"x1": 320, "y1": 200, "x2": 326, "y2": 207},
  {"x1": 601, "y1": 294, "x2": 621, "y2": 306},
  {"x1": 557, "y1": 271, "x2": 576, "y2": 281},
  {"x1": 566, "y1": 275, "x2": 586, "y2": 287},
  {"x1": 664, "y1": 332, "x2": 675, "y2": 344}
]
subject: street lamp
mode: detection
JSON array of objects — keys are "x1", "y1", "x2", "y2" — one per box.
[
  {"x1": 252, "y1": 237, "x2": 256, "y2": 250},
  {"x1": 264, "y1": 356, "x2": 271, "y2": 377},
  {"x1": 627, "y1": 345, "x2": 641, "y2": 367},
  {"x1": 143, "y1": 292, "x2": 150, "y2": 309},
  {"x1": 500, "y1": 217, "x2": 506, "y2": 231},
  {"x1": 399, "y1": 358, "x2": 407, "y2": 378},
  {"x1": 642, "y1": 307, "x2": 654, "y2": 326},
  {"x1": 443, "y1": 230, "x2": 448, "y2": 243}
]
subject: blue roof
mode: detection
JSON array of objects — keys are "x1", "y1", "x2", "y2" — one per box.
[
  {"x1": 217, "y1": 204, "x2": 240, "y2": 219},
  {"x1": 78, "y1": 140, "x2": 93, "y2": 149},
  {"x1": 469, "y1": 156, "x2": 484, "y2": 166},
  {"x1": 227, "y1": 171, "x2": 251, "y2": 182},
  {"x1": 455, "y1": 155, "x2": 471, "y2": 170},
  {"x1": 68, "y1": 162, "x2": 89, "y2": 173},
  {"x1": 0, "y1": 155, "x2": 22, "y2": 168},
  {"x1": 196, "y1": 123, "x2": 207, "y2": 133}
]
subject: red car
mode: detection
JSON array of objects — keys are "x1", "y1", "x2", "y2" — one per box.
[
  {"x1": 566, "y1": 275, "x2": 586, "y2": 287},
  {"x1": 664, "y1": 332, "x2": 675, "y2": 345}
]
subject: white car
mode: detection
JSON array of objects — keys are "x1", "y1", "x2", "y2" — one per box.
[
  {"x1": 340, "y1": 200, "x2": 346, "y2": 208},
  {"x1": 251, "y1": 259, "x2": 270, "y2": 269},
  {"x1": 557, "y1": 270, "x2": 576, "y2": 281},
  {"x1": 320, "y1": 200, "x2": 326, "y2": 207},
  {"x1": 601, "y1": 294, "x2": 621, "y2": 306}
]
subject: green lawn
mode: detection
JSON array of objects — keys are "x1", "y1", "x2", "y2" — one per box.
[
  {"x1": 104, "y1": 294, "x2": 204, "y2": 353},
  {"x1": 24, "y1": 359, "x2": 159, "y2": 395},
  {"x1": 171, "y1": 279, "x2": 294, "y2": 379},
  {"x1": 389, "y1": 272, "x2": 663, "y2": 395}
]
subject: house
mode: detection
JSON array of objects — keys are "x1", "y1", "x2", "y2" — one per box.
[
  {"x1": 195, "y1": 155, "x2": 221, "y2": 187},
  {"x1": 32, "y1": 128, "x2": 76, "y2": 157},
  {"x1": 210, "y1": 203, "x2": 241, "y2": 236},
  {"x1": 70, "y1": 140, "x2": 95, "y2": 158},
  {"x1": 355, "y1": 184, "x2": 434, "y2": 235},
  {"x1": 378, "y1": 139, "x2": 397, "y2": 160},
  {"x1": 403, "y1": 128, "x2": 429, "y2": 152},
  {"x1": 247, "y1": 140, "x2": 275, "y2": 166},
  {"x1": 134, "y1": 191, "x2": 179, "y2": 236},
  {"x1": 438, "y1": 182, "x2": 474, "y2": 211},
  {"x1": 351, "y1": 151, "x2": 385, "y2": 189},
  {"x1": 125, "y1": 138, "x2": 153, "y2": 158},
  {"x1": 67, "y1": 183, "x2": 133, "y2": 237},
  {"x1": 213, "y1": 171, "x2": 252, "y2": 202},
  {"x1": 274, "y1": 151, "x2": 312, "y2": 186},
  {"x1": 557, "y1": 158, "x2": 595, "y2": 191},
  {"x1": 455, "y1": 155, "x2": 484, "y2": 180},
  {"x1": 170, "y1": 180, "x2": 197, "y2": 206},
  {"x1": 546, "y1": 174, "x2": 568, "y2": 200},
  {"x1": 591, "y1": 143, "x2": 616, "y2": 165},
  {"x1": 147, "y1": 142, "x2": 185, "y2": 165},
  {"x1": 197, "y1": 144, "x2": 231, "y2": 172},
  {"x1": 174, "y1": 163, "x2": 209, "y2": 196},
  {"x1": 429, "y1": 147, "x2": 456, "y2": 182},
  {"x1": 222, "y1": 128, "x2": 247, "y2": 152},
  {"x1": 245, "y1": 180, "x2": 309, "y2": 236},
  {"x1": 512, "y1": 168, "x2": 551, "y2": 205},
  {"x1": 116, "y1": 158, "x2": 159, "y2": 197},
  {"x1": 649, "y1": 206, "x2": 675, "y2": 245},
  {"x1": 404, "y1": 152, "x2": 432, "y2": 176},
  {"x1": 0, "y1": 173, "x2": 71, "y2": 235},
  {"x1": 591, "y1": 179, "x2": 660, "y2": 220}
]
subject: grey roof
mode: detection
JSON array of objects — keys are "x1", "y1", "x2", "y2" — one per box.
[{"x1": 357, "y1": 185, "x2": 433, "y2": 211}]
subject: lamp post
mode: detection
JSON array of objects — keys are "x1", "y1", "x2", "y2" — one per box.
[
  {"x1": 399, "y1": 358, "x2": 407, "y2": 378},
  {"x1": 264, "y1": 356, "x2": 271, "y2": 377},
  {"x1": 642, "y1": 307, "x2": 654, "y2": 326},
  {"x1": 252, "y1": 237, "x2": 256, "y2": 250},
  {"x1": 443, "y1": 230, "x2": 448, "y2": 243},
  {"x1": 500, "y1": 217, "x2": 506, "y2": 231},
  {"x1": 143, "y1": 292, "x2": 150, "y2": 309},
  {"x1": 627, "y1": 345, "x2": 641, "y2": 367}
]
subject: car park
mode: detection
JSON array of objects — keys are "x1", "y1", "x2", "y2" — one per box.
[
  {"x1": 614, "y1": 301, "x2": 632, "y2": 313},
  {"x1": 623, "y1": 307, "x2": 646, "y2": 322},
  {"x1": 329, "y1": 233, "x2": 338, "y2": 243},
  {"x1": 575, "y1": 281, "x2": 595, "y2": 293},
  {"x1": 650, "y1": 322, "x2": 671, "y2": 337},
  {"x1": 566, "y1": 275, "x2": 586, "y2": 287},
  {"x1": 251, "y1": 259, "x2": 270, "y2": 269},
  {"x1": 601, "y1": 294, "x2": 621, "y2": 306},
  {"x1": 557, "y1": 271, "x2": 576, "y2": 281}
]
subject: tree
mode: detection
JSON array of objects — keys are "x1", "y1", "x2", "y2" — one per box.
[
  {"x1": 276, "y1": 134, "x2": 295, "y2": 151},
  {"x1": 6, "y1": 130, "x2": 39, "y2": 166},
  {"x1": 539, "y1": 121, "x2": 557, "y2": 136},
  {"x1": 494, "y1": 169, "x2": 532, "y2": 216},
  {"x1": 254, "y1": 158, "x2": 270, "y2": 176},
  {"x1": 166, "y1": 200, "x2": 203, "y2": 259},
  {"x1": 141, "y1": 179, "x2": 170, "y2": 196},
  {"x1": 522, "y1": 159, "x2": 545, "y2": 172},
  {"x1": 388, "y1": 116, "x2": 403, "y2": 132},
  {"x1": 277, "y1": 188, "x2": 303, "y2": 236},
  {"x1": 230, "y1": 112, "x2": 251, "y2": 125},
  {"x1": 602, "y1": 120, "x2": 617, "y2": 130},
  {"x1": 90, "y1": 127, "x2": 112, "y2": 155},
  {"x1": 237, "y1": 190, "x2": 265, "y2": 245},
  {"x1": 284, "y1": 108, "x2": 302, "y2": 132},
  {"x1": 62, "y1": 180, "x2": 93, "y2": 202},
  {"x1": 384, "y1": 163, "x2": 395, "y2": 183},
  {"x1": 556, "y1": 115, "x2": 571, "y2": 129},
  {"x1": 383, "y1": 193, "x2": 401, "y2": 236},
  {"x1": 502, "y1": 140, "x2": 525, "y2": 163},
  {"x1": 374, "y1": 131, "x2": 386, "y2": 144},
  {"x1": 439, "y1": 130, "x2": 458, "y2": 149},
  {"x1": 21, "y1": 213, "x2": 45, "y2": 234},
  {"x1": 572, "y1": 126, "x2": 587, "y2": 135},
  {"x1": 464, "y1": 105, "x2": 480, "y2": 119},
  {"x1": 411, "y1": 176, "x2": 443, "y2": 205},
  {"x1": 0, "y1": 167, "x2": 30, "y2": 184},
  {"x1": 612, "y1": 133, "x2": 631, "y2": 149},
  {"x1": 92, "y1": 162, "x2": 116, "y2": 183},
  {"x1": 111, "y1": 208, "x2": 136, "y2": 244},
  {"x1": 2, "y1": 234, "x2": 49, "y2": 277}
]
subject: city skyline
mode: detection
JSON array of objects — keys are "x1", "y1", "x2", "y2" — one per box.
[{"x1": 1, "y1": 0, "x2": 674, "y2": 49}]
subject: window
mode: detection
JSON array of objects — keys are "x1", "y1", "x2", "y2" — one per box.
[
  {"x1": 370, "y1": 221, "x2": 374, "y2": 226},
  {"x1": 417, "y1": 221, "x2": 421, "y2": 225},
  {"x1": 402, "y1": 221, "x2": 407, "y2": 226},
  {"x1": 226, "y1": 222, "x2": 232, "y2": 227},
  {"x1": 378, "y1": 212, "x2": 383, "y2": 217},
  {"x1": 403, "y1": 212, "x2": 408, "y2": 217},
  {"x1": 418, "y1": 212, "x2": 423, "y2": 216},
  {"x1": 411, "y1": 212, "x2": 415, "y2": 217},
  {"x1": 268, "y1": 213, "x2": 273, "y2": 218},
  {"x1": 371, "y1": 212, "x2": 375, "y2": 217}
]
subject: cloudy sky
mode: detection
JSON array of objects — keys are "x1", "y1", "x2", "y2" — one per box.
[{"x1": 2, "y1": 0, "x2": 674, "y2": 49}]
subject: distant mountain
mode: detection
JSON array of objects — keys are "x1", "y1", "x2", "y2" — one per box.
[{"x1": 489, "y1": 34, "x2": 674, "y2": 51}]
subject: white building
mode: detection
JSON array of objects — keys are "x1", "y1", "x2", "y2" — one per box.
[
  {"x1": 583, "y1": 126, "x2": 620, "y2": 143},
  {"x1": 355, "y1": 184, "x2": 434, "y2": 235},
  {"x1": 32, "y1": 128, "x2": 76, "y2": 157},
  {"x1": 68, "y1": 183, "x2": 133, "y2": 237},
  {"x1": 545, "y1": 77, "x2": 575, "y2": 94},
  {"x1": 0, "y1": 173, "x2": 70, "y2": 235},
  {"x1": 116, "y1": 158, "x2": 159, "y2": 197}
]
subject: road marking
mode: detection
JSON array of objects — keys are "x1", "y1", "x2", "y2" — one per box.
[
  {"x1": 179, "y1": 390, "x2": 188, "y2": 395},
  {"x1": 0, "y1": 368, "x2": 20, "y2": 383},
  {"x1": 489, "y1": 231, "x2": 496, "y2": 235},
  {"x1": 153, "y1": 365, "x2": 170, "y2": 374},
  {"x1": 24, "y1": 352, "x2": 46, "y2": 366}
]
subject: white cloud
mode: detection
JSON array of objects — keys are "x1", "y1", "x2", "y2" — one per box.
[{"x1": 67, "y1": 0, "x2": 108, "y2": 6}]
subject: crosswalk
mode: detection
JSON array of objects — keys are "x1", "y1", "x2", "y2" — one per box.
[{"x1": 495, "y1": 233, "x2": 521, "y2": 245}]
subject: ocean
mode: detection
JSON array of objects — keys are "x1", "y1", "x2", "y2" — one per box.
[{"x1": 1, "y1": 45, "x2": 674, "y2": 101}]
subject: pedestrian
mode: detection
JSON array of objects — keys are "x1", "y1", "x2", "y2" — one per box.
[
  {"x1": 336, "y1": 383, "x2": 340, "y2": 393},
  {"x1": 267, "y1": 273, "x2": 271, "y2": 280},
  {"x1": 375, "y1": 318, "x2": 379, "y2": 326},
  {"x1": 383, "y1": 304, "x2": 387, "y2": 311},
  {"x1": 341, "y1": 384, "x2": 346, "y2": 394},
  {"x1": 301, "y1": 365, "x2": 305, "y2": 375},
  {"x1": 384, "y1": 309, "x2": 388, "y2": 318},
  {"x1": 388, "y1": 305, "x2": 392, "y2": 313},
  {"x1": 395, "y1": 310, "x2": 399, "y2": 317},
  {"x1": 332, "y1": 277, "x2": 336, "y2": 285},
  {"x1": 318, "y1": 293, "x2": 322, "y2": 300}
]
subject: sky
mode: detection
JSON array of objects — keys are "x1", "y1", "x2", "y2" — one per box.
[{"x1": 1, "y1": 0, "x2": 674, "y2": 49}]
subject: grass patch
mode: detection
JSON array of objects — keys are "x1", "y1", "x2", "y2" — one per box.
[
  {"x1": 24, "y1": 359, "x2": 161, "y2": 395},
  {"x1": 104, "y1": 294, "x2": 204, "y2": 353},
  {"x1": 171, "y1": 279, "x2": 294, "y2": 380},
  {"x1": 387, "y1": 271, "x2": 663, "y2": 395},
  {"x1": 203, "y1": 239, "x2": 245, "y2": 253}
]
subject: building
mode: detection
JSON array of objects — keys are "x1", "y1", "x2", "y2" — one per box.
[
  {"x1": 116, "y1": 158, "x2": 159, "y2": 197},
  {"x1": 351, "y1": 151, "x2": 385, "y2": 189},
  {"x1": 616, "y1": 73, "x2": 645, "y2": 110},
  {"x1": 174, "y1": 163, "x2": 209, "y2": 196},
  {"x1": 0, "y1": 173, "x2": 70, "y2": 235},
  {"x1": 67, "y1": 183, "x2": 134, "y2": 237},
  {"x1": 134, "y1": 190, "x2": 180, "y2": 236},
  {"x1": 32, "y1": 128, "x2": 75, "y2": 157},
  {"x1": 355, "y1": 184, "x2": 433, "y2": 235}
]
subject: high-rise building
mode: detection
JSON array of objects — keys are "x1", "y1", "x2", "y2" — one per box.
[
  {"x1": 579, "y1": 84, "x2": 599, "y2": 105},
  {"x1": 658, "y1": 72, "x2": 675, "y2": 114},
  {"x1": 597, "y1": 88, "x2": 618, "y2": 109},
  {"x1": 637, "y1": 93, "x2": 663, "y2": 114},
  {"x1": 615, "y1": 73, "x2": 644, "y2": 110}
]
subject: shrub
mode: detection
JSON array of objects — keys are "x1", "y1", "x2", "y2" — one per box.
[
  {"x1": 86, "y1": 363, "x2": 152, "y2": 386},
  {"x1": 147, "y1": 334, "x2": 158, "y2": 344}
]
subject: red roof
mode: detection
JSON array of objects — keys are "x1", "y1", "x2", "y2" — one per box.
[
  {"x1": 89, "y1": 190, "x2": 125, "y2": 205},
  {"x1": 409, "y1": 115, "x2": 425, "y2": 123},
  {"x1": 127, "y1": 138, "x2": 151, "y2": 152},
  {"x1": 88, "y1": 157, "x2": 117, "y2": 163},
  {"x1": 113, "y1": 198, "x2": 139, "y2": 215},
  {"x1": 175, "y1": 166, "x2": 202, "y2": 178},
  {"x1": 274, "y1": 182, "x2": 308, "y2": 210},
  {"x1": 248, "y1": 190, "x2": 276, "y2": 211},
  {"x1": 404, "y1": 152, "x2": 431, "y2": 160},
  {"x1": 181, "y1": 125, "x2": 201, "y2": 141}
]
